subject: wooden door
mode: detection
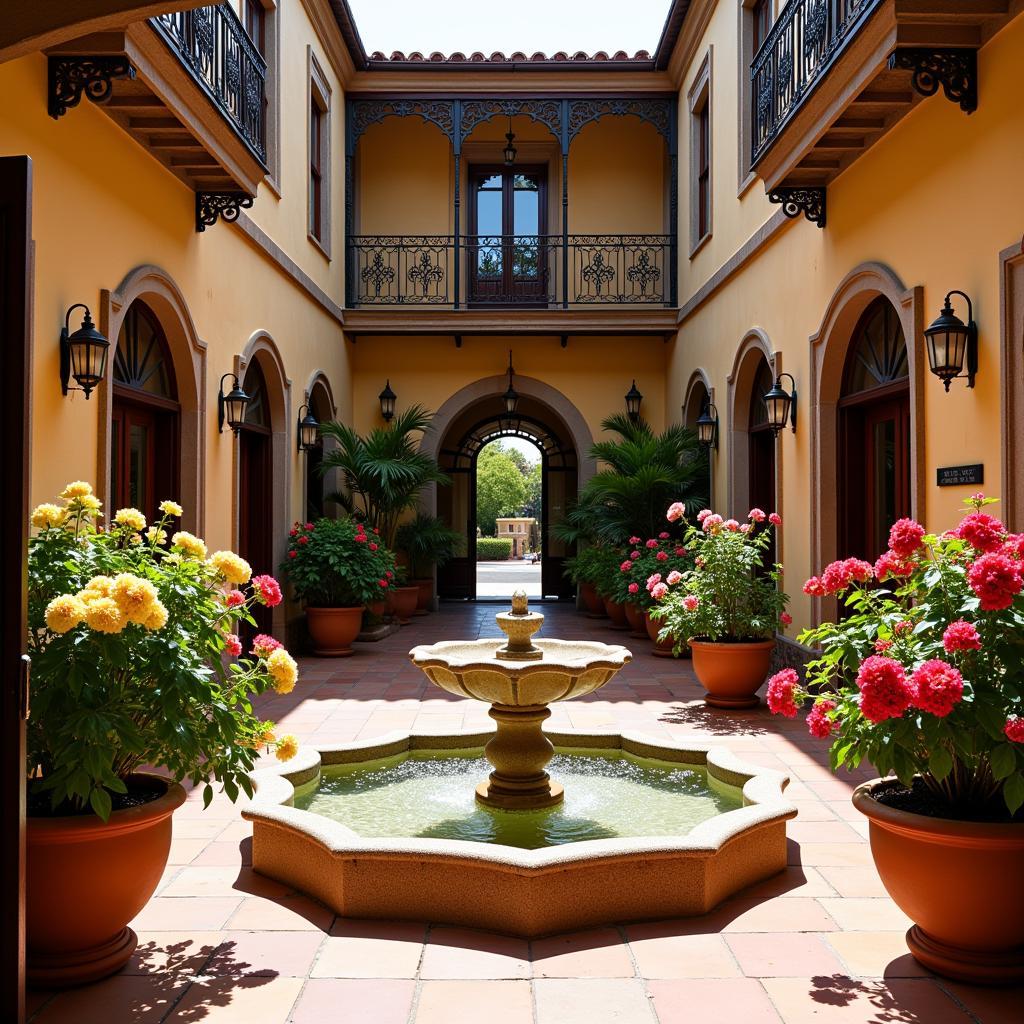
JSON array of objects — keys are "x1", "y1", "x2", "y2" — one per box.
[
  {"x1": 437, "y1": 468, "x2": 475, "y2": 600},
  {"x1": 239, "y1": 426, "x2": 274, "y2": 636},
  {"x1": 542, "y1": 462, "x2": 576, "y2": 600}
]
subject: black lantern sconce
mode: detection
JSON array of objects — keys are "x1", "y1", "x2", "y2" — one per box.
[
  {"x1": 625, "y1": 380, "x2": 643, "y2": 422},
  {"x1": 503, "y1": 116, "x2": 517, "y2": 166},
  {"x1": 924, "y1": 290, "x2": 978, "y2": 391},
  {"x1": 696, "y1": 400, "x2": 719, "y2": 448},
  {"x1": 378, "y1": 379, "x2": 397, "y2": 422},
  {"x1": 60, "y1": 304, "x2": 110, "y2": 400},
  {"x1": 297, "y1": 404, "x2": 319, "y2": 452},
  {"x1": 763, "y1": 372, "x2": 797, "y2": 436},
  {"x1": 502, "y1": 350, "x2": 520, "y2": 416},
  {"x1": 217, "y1": 373, "x2": 250, "y2": 434}
]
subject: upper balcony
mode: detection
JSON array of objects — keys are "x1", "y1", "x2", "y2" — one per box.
[
  {"x1": 47, "y1": 3, "x2": 267, "y2": 229},
  {"x1": 343, "y1": 95, "x2": 679, "y2": 334},
  {"x1": 750, "y1": 0, "x2": 1012, "y2": 225}
]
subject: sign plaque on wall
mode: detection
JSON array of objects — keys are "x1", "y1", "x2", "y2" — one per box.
[{"x1": 937, "y1": 464, "x2": 984, "y2": 487}]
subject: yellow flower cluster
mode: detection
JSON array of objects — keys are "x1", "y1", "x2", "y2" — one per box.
[
  {"x1": 31, "y1": 504, "x2": 65, "y2": 529},
  {"x1": 275, "y1": 735, "x2": 299, "y2": 761},
  {"x1": 113, "y1": 507, "x2": 147, "y2": 531},
  {"x1": 159, "y1": 500, "x2": 183, "y2": 518},
  {"x1": 111, "y1": 573, "x2": 161, "y2": 625},
  {"x1": 44, "y1": 594, "x2": 86, "y2": 633},
  {"x1": 60, "y1": 481, "x2": 92, "y2": 500},
  {"x1": 84, "y1": 597, "x2": 125, "y2": 634},
  {"x1": 146, "y1": 527, "x2": 168, "y2": 545},
  {"x1": 209, "y1": 550, "x2": 252, "y2": 585},
  {"x1": 171, "y1": 531, "x2": 207, "y2": 560},
  {"x1": 266, "y1": 648, "x2": 298, "y2": 694},
  {"x1": 44, "y1": 572, "x2": 169, "y2": 636}
]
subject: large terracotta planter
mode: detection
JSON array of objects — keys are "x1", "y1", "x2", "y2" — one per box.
[
  {"x1": 623, "y1": 602, "x2": 648, "y2": 639},
  {"x1": 27, "y1": 774, "x2": 186, "y2": 988},
  {"x1": 580, "y1": 582, "x2": 605, "y2": 618},
  {"x1": 644, "y1": 610, "x2": 682, "y2": 658},
  {"x1": 412, "y1": 578, "x2": 433, "y2": 616},
  {"x1": 388, "y1": 586, "x2": 419, "y2": 625},
  {"x1": 602, "y1": 597, "x2": 630, "y2": 631},
  {"x1": 689, "y1": 639, "x2": 774, "y2": 708},
  {"x1": 306, "y1": 606, "x2": 364, "y2": 657},
  {"x1": 853, "y1": 779, "x2": 1024, "y2": 984},
  {"x1": 366, "y1": 600, "x2": 387, "y2": 619}
]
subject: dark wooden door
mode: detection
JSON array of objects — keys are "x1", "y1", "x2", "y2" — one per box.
[
  {"x1": 437, "y1": 468, "x2": 476, "y2": 600},
  {"x1": 239, "y1": 426, "x2": 274, "y2": 637},
  {"x1": 469, "y1": 167, "x2": 547, "y2": 305},
  {"x1": 749, "y1": 424, "x2": 776, "y2": 567},
  {"x1": 1, "y1": 155, "x2": 31, "y2": 1024},
  {"x1": 110, "y1": 398, "x2": 179, "y2": 522},
  {"x1": 542, "y1": 463, "x2": 577, "y2": 600}
]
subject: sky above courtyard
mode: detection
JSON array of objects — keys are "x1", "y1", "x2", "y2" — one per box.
[{"x1": 346, "y1": 0, "x2": 672, "y2": 56}]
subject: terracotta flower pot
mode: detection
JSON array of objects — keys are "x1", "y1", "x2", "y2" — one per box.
[
  {"x1": 853, "y1": 779, "x2": 1024, "y2": 984},
  {"x1": 602, "y1": 598, "x2": 630, "y2": 630},
  {"x1": 580, "y1": 582, "x2": 605, "y2": 618},
  {"x1": 388, "y1": 586, "x2": 419, "y2": 625},
  {"x1": 306, "y1": 606, "x2": 364, "y2": 656},
  {"x1": 689, "y1": 639, "x2": 775, "y2": 708},
  {"x1": 367, "y1": 600, "x2": 387, "y2": 618},
  {"x1": 644, "y1": 610, "x2": 683, "y2": 658},
  {"x1": 27, "y1": 774, "x2": 186, "y2": 988},
  {"x1": 623, "y1": 602, "x2": 649, "y2": 639},
  {"x1": 412, "y1": 578, "x2": 433, "y2": 616}
]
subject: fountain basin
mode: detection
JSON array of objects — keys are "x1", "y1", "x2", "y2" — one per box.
[{"x1": 243, "y1": 729, "x2": 797, "y2": 938}]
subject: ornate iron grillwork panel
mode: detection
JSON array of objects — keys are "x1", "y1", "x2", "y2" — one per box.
[
  {"x1": 351, "y1": 237, "x2": 452, "y2": 304},
  {"x1": 48, "y1": 56, "x2": 135, "y2": 119},
  {"x1": 350, "y1": 99, "x2": 455, "y2": 145},
  {"x1": 459, "y1": 100, "x2": 561, "y2": 145},
  {"x1": 151, "y1": 4, "x2": 267, "y2": 164},
  {"x1": 887, "y1": 48, "x2": 977, "y2": 113},
  {"x1": 567, "y1": 99, "x2": 672, "y2": 142},
  {"x1": 751, "y1": 0, "x2": 883, "y2": 166}
]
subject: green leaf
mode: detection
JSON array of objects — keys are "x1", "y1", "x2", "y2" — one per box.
[
  {"x1": 1003, "y1": 774, "x2": 1024, "y2": 815},
  {"x1": 927, "y1": 747, "x2": 953, "y2": 781},
  {"x1": 89, "y1": 787, "x2": 112, "y2": 822},
  {"x1": 990, "y1": 743, "x2": 1017, "y2": 782}
]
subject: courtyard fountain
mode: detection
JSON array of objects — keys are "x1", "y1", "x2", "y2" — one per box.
[{"x1": 243, "y1": 596, "x2": 797, "y2": 936}]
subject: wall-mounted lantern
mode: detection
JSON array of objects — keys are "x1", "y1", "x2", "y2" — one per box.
[
  {"x1": 696, "y1": 401, "x2": 719, "y2": 448},
  {"x1": 217, "y1": 373, "x2": 250, "y2": 434},
  {"x1": 924, "y1": 290, "x2": 978, "y2": 391},
  {"x1": 503, "y1": 116, "x2": 517, "y2": 166},
  {"x1": 764, "y1": 373, "x2": 797, "y2": 436},
  {"x1": 378, "y1": 379, "x2": 397, "y2": 422},
  {"x1": 297, "y1": 404, "x2": 319, "y2": 451},
  {"x1": 502, "y1": 351, "x2": 519, "y2": 416},
  {"x1": 625, "y1": 380, "x2": 643, "y2": 422},
  {"x1": 60, "y1": 304, "x2": 109, "y2": 400}
]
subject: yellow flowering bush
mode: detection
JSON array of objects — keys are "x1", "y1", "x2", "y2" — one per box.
[{"x1": 29, "y1": 484, "x2": 299, "y2": 821}]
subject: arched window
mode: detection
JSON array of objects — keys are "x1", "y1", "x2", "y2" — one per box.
[
  {"x1": 111, "y1": 301, "x2": 180, "y2": 519},
  {"x1": 838, "y1": 296, "x2": 911, "y2": 561}
]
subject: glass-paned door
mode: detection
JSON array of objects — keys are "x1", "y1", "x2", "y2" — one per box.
[{"x1": 469, "y1": 167, "x2": 547, "y2": 305}]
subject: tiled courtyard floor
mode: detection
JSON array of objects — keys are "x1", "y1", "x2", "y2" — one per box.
[{"x1": 28, "y1": 604, "x2": 1022, "y2": 1023}]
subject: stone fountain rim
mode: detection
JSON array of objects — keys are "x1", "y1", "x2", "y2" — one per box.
[
  {"x1": 408, "y1": 638, "x2": 633, "y2": 674},
  {"x1": 243, "y1": 727, "x2": 796, "y2": 871}
]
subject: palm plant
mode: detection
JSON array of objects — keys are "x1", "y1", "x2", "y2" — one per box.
[
  {"x1": 320, "y1": 405, "x2": 449, "y2": 548},
  {"x1": 395, "y1": 513, "x2": 462, "y2": 579},
  {"x1": 554, "y1": 413, "x2": 708, "y2": 546}
]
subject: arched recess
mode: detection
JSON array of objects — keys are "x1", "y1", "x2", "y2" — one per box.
[
  {"x1": 809, "y1": 262, "x2": 924, "y2": 623},
  {"x1": 233, "y1": 332, "x2": 291, "y2": 637},
  {"x1": 682, "y1": 368, "x2": 714, "y2": 506},
  {"x1": 303, "y1": 370, "x2": 337, "y2": 521},
  {"x1": 98, "y1": 265, "x2": 207, "y2": 533}
]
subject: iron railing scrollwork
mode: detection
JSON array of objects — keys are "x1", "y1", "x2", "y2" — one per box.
[
  {"x1": 348, "y1": 235, "x2": 673, "y2": 307},
  {"x1": 151, "y1": 3, "x2": 267, "y2": 165},
  {"x1": 751, "y1": 0, "x2": 882, "y2": 166}
]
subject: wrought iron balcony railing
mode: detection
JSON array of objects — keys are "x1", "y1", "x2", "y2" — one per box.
[
  {"x1": 349, "y1": 234, "x2": 675, "y2": 308},
  {"x1": 151, "y1": 3, "x2": 267, "y2": 165},
  {"x1": 751, "y1": 0, "x2": 883, "y2": 166}
]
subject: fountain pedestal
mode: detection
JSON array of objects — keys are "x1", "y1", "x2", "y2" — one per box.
[{"x1": 478, "y1": 704, "x2": 563, "y2": 809}]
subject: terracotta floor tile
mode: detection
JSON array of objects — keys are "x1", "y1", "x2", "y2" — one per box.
[
  {"x1": 224, "y1": 895, "x2": 334, "y2": 932},
  {"x1": 131, "y1": 896, "x2": 243, "y2": 931},
  {"x1": 533, "y1": 978, "x2": 654, "y2": 1024},
  {"x1": 761, "y1": 977, "x2": 971, "y2": 1023},
  {"x1": 127, "y1": 931, "x2": 224, "y2": 975},
  {"x1": 414, "y1": 980, "x2": 534, "y2": 1024},
  {"x1": 167, "y1": 837, "x2": 209, "y2": 864},
  {"x1": 204, "y1": 930, "x2": 324, "y2": 976},
  {"x1": 312, "y1": 920, "x2": 426, "y2": 978},
  {"x1": 788, "y1": 801, "x2": 839, "y2": 822},
  {"x1": 736, "y1": 867, "x2": 838, "y2": 901},
  {"x1": 792, "y1": 844, "x2": 875, "y2": 868},
  {"x1": 725, "y1": 933, "x2": 846, "y2": 978},
  {"x1": 189, "y1": 841, "x2": 253, "y2": 867},
  {"x1": 815, "y1": 866, "x2": 889, "y2": 899},
  {"x1": 941, "y1": 980, "x2": 1024, "y2": 1023},
  {"x1": 822, "y1": 932, "x2": 928, "y2": 979},
  {"x1": 816, "y1": 898, "x2": 913, "y2": 931},
  {"x1": 625, "y1": 928, "x2": 741, "y2": 978},
  {"x1": 420, "y1": 926, "x2": 530, "y2": 979},
  {"x1": 531, "y1": 928, "x2": 635, "y2": 978},
  {"x1": 719, "y1": 898, "x2": 839, "y2": 933},
  {"x1": 159, "y1": 866, "x2": 290, "y2": 900},
  {"x1": 647, "y1": 978, "x2": 781, "y2": 1024},
  {"x1": 290, "y1": 979, "x2": 416, "y2": 1024},
  {"x1": 163, "y1": 975, "x2": 304, "y2": 1023},
  {"x1": 31, "y1": 973, "x2": 191, "y2": 1024},
  {"x1": 786, "y1": 821, "x2": 865, "y2": 844}
]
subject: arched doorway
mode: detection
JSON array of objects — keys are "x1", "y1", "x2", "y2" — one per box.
[
  {"x1": 304, "y1": 376, "x2": 334, "y2": 521},
  {"x1": 682, "y1": 371, "x2": 713, "y2": 504},
  {"x1": 748, "y1": 356, "x2": 777, "y2": 529},
  {"x1": 837, "y1": 296, "x2": 911, "y2": 560},
  {"x1": 110, "y1": 300, "x2": 180, "y2": 520}
]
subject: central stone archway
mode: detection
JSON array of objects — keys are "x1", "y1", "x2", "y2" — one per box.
[{"x1": 421, "y1": 375, "x2": 595, "y2": 601}]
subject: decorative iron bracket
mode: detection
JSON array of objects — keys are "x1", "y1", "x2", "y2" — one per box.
[
  {"x1": 48, "y1": 56, "x2": 135, "y2": 119},
  {"x1": 768, "y1": 187, "x2": 827, "y2": 229},
  {"x1": 888, "y1": 48, "x2": 977, "y2": 114},
  {"x1": 195, "y1": 191, "x2": 255, "y2": 232}
]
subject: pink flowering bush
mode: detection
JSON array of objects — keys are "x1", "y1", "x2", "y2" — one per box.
[
  {"x1": 651, "y1": 506, "x2": 787, "y2": 649},
  {"x1": 607, "y1": 536, "x2": 693, "y2": 610},
  {"x1": 770, "y1": 496, "x2": 1024, "y2": 816}
]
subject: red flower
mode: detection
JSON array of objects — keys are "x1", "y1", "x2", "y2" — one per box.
[
  {"x1": 629, "y1": 535, "x2": 641, "y2": 545},
  {"x1": 305, "y1": 522, "x2": 314, "y2": 530},
  {"x1": 299, "y1": 535, "x2": 309, "y2": 545},
  {"x1": 629, "y1": 550, "x2": 640, "y2": 560},
  {"x1": 1005, "y1": 716, "x2": 1024, "y2": 743},
  {"x1": 819, "y1": 558, "x2": 873, "y2": 595},
  {"x1": 874, "y1": 638, "x2": 893, "y2": 653},
  {"x1": 651, "y1": 582, "x2": 668, "y2": 600},
  {"x1": 887, "y1": 518, "x2": 925, "y2": 559},
  {"x1": 288, "y1": 550, "x2": 297, "y2": 559},
  {"x1": 354, "y1": 534, "x2": 367, "y2": 543},
  {"x1": 806, "y1": 699, "x2": 837, "y2": 739},
  {"x1": 958, "y1": 512, "x2": 1005, "y2": 553},
  {"x1": 968, "y1": 552, "x2": 1024, "y2": 611},
  {"x1": 378, "y1": 579, "x2": 388, "y2": 588},
  {"x1": 893, "y1": 620, "x2": 913, "y2": 636},
  {"x1": 675, "y1": 547, "x2": 687, "y2": 557},
  {"x1": 682, "y1": 595, "x2": 699, "y2": 611},
  {"x1": 289, "y1": 528, "x2": 297, "y2": 537},
  {"x1": 658, "y1": 531, "x2": 670, "y2": 539},
  {"x1": 253, "y1": 575, "x2": 283, "y2": 608},
  {"x1": 224, "y1": 633, "x2": 242, "y2": 658},
  {"x1": 1003, "y1": 533, "x2": 1024, "y2": 560},
  {"x1": 628, "y1": 582, "x2": 639, "y2": 594},
  {"x1": 856, "y1": 656, "x2": 912, "y2": 724},
  {"x1": 780, "y1": 612, "x2": 792, "y2": 626},
  {"x1": 620, "y1": 560, "x2": 632, "y2": 572},
  {"x1": 252, "y1": 633, "x2": 282, "y2": 657},
  {"x1": 748, "y1": 508, "x2": 766, "y2": 523},
  {"x1": 768, "y1": 512, "x2": 782, "y2": 526},
  {"x1": 385, "y1": 570, "x2": 393, "y2": 579},
  {"x1": 803, "y1": 576, "x2": 825, "y2": 597},
  {"x1": 372, "y1": 527, "x2": 379, "y2": 535},
  {"x1": 911, "y1": 659, "x2": 963, "y2": 717},
  {"x1": 225, "y1": 590, "x2": 245, "y2": 608},
  {"x1": 723, "y1": 519, "x2": 740, "y2": 532},
  {"x1": 645, "y1": 539, "x2": 659, "y2": 549},
  {"x1": 656, "y1": 551, "x2": 668, "y2": 561},
  {"x1": 766, "y1": 668, "x2": 800, "y2": 718},
  {"x1": 874, "y1": 550, "x2": 914, "y2": 582},
  {"x1": 369, "y1": 542, "x2": 378, "y2": 551},
  {"x1": 942, "y1": 619, "x2": 981, "y2": 654}
]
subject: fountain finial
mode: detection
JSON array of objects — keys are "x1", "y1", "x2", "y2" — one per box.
[
  {"x1": 510, "y1": 590, "x2": 529, "y2": 616},
  {"x1": 494, "y1": 592, "x2": 544, "y2": 661}
]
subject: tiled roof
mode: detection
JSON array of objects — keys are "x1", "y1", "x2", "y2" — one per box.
[{"x1": 366, "y1": 50, "x2": 653, "y2": 64}]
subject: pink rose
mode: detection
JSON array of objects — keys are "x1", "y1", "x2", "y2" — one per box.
[
  {"x1": 768, "y1": 512, "x2": 782, "y2": 526},
  {"x1": 658, "y1": 531, "x2": 670, "y2": 540},
  {"x1": 666, "y1": 503, "x2": 685, "y2": 523},
  {"x1": 696, "y1": 509, "x2": 712, "y2": 522},
  {"x1": 748, "y1": 508, "x2": 766, "y2": 523},
  {"x1": 656, "y1": 551, "x2": 668, "y2": 561},
  {"x1": 724, "y1": 519, "x2": 740, "y2": 532},
  {"x1": 651, "y1": 582, "x2": 668, "y2": 600},
  {"x1": 628, "y1": 582, "x2": 639, "y2": 594},
  {"x1": 225, "y1": 590, "x2": 245, "y2": 608},
  {"x1": 645, "y1": 539, "x2": 659, "y2": 549},
  {"x1": 682, "y1": 595, "x2": 699, "y2": 611},
  {"x1": 766, "y1": 669, "x2": 800, "y2": 718},
  {"x1": 666, "y1": 570, "x2": 683, "y2": 585},
  {"x1": 942, "y1": 619, "x2": 981, "y2": 654},
  {"x1": 224, "y1": 633, "x2": 242, "y2": 657},
  {"x1": 807, "y1": 699, "x2": 837, "y2": 739},
  {"x1": 253, "y1": 575, "x2": 283, "y2": 608}
]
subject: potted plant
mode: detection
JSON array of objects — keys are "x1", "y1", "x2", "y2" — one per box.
[
  {"x1": 654, "y1": 506, "x2": 787, "y2": 706},
  {"x1": 592, "y1": 546, "x2": 630, "y2": 630},
  {"x1": 767, "y1": 497, "x2": 1024, "y2": 983},
  {"x1": 282, "y1": 517, "x2": 395, "y2": 655},
  {"x1": 386, "y1": 564, "x2": 419, "y2": 625},
  {"x1": 565, "y1": 546, "x2": 607, "y2": 618},
  {"x1": 27, "y1": 483, "x2": 299, "y2": 987},
  {"x1": 395, "y1": 513, "x2": 461, "y2": 614},
  {"x1": 615, "y1": 535, "x2": 693, "y2": 655}
]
